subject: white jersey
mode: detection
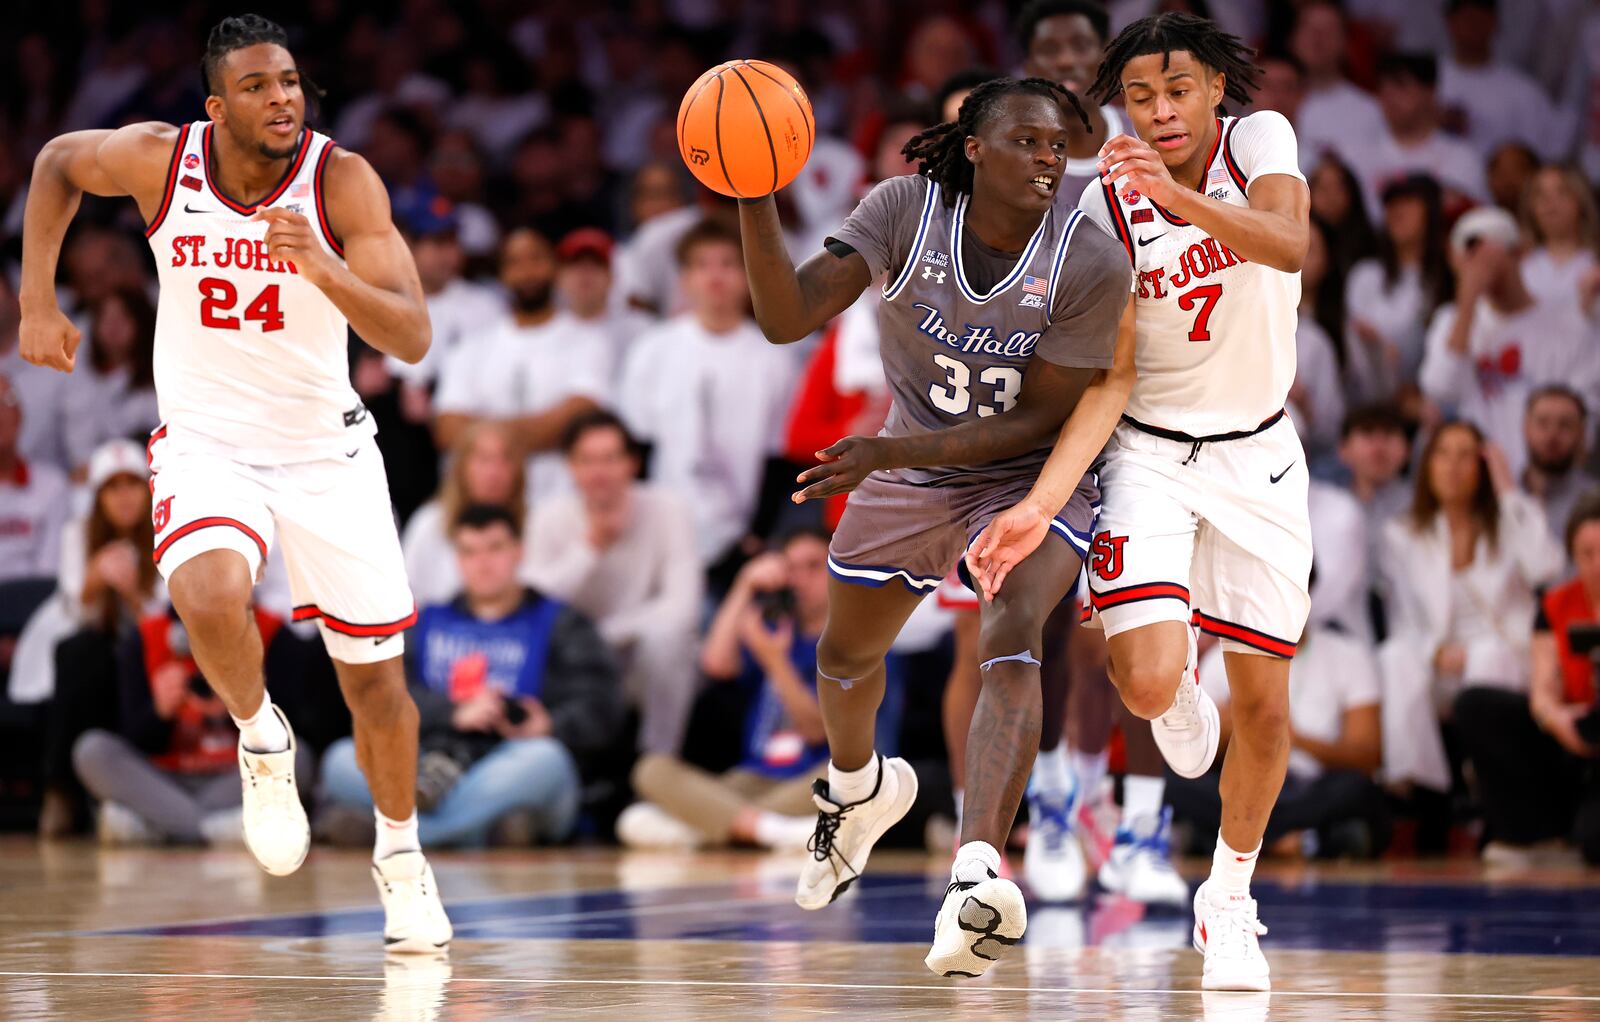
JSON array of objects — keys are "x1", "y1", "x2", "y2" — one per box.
[
  {"x1": 144, "y1": 121, "x2": 373, "y2": 463},
  {"x1": 1079, "y1": 111, "x2": 1304, "y2": 437}
]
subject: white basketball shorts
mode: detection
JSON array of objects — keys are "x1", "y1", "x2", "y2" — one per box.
[
  {"x1": 147, "y1": 425, "x2": 415, "y2": 664},
  {"x1": 1086, "y1": 415, "x2": 1312, "y2": 658}
]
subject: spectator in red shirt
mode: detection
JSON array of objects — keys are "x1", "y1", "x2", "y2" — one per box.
[{"x1": 1455, "y1": 493, "x2": 1600, "y2": 866}]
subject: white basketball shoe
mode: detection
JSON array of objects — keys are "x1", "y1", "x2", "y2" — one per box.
[
  {"x1": 925, "y1": 869, "x2": 1028, "y2": 977},
  {"x1": 1193, "y1": 879, "x2": 1271, "y2": 991},
  {"x1": 795, "y1": 755, "x2": 918, "y2": 910},
  {"x1": 374, "y1": 851, "x2": 453, "y2": 953},
  {"x1": 1098, "y1": 807, "x2": 1190, "y2": 907},
  {"x1": 1024, "y1": 788, "x2": 1087, "y2": 903},
  {"x1": 238, "y1": 704, "x2": 310, "y2": 876},
  {"x1": 1153, "y1": 667, "x2": 1220, "y2": 779}
]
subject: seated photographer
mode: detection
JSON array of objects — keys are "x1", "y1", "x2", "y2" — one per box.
[
  {"x1": 1454, "y1": 494, "x2": 1600, "y2": 866},
  {"x1": 72, "y1": 605, "x2": 309, "y2": 845},
  {"x1": 525, "y1": 410, "x2": 702, "y2": 757},
  {"x1": 319, "y1": 504, "x2": 623, "y2": 848},
  {"x1": 618, "y1": 527, "x2": 835, "y2": 850},
  {"x1": 1169, "y1": 613, "x2": 1389, "y2": 859}
]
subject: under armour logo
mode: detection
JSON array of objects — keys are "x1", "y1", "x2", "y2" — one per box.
[{"x1": 922, "y1": 266, "x2": 945, "y2": 283}]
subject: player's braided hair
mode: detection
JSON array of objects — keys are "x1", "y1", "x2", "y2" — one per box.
[
  {"x1": 202, "y1": 14, "x2": 287, "y2": 95},
  {"x1": 1088, "y1": 12, "x2": 1260, "y2": 112},
  {"x1": 901, "y1": 77, "x2": 1091, "y2": 207}
]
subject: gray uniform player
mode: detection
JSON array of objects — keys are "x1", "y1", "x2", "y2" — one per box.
[{"x1": 734, "y1": 77, "x2": 1134, "y2": 979}]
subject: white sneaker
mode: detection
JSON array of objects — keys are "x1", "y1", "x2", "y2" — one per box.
[
  {"x1": 374, "y1": 851, "x2": 453, "y2": 953},
  {"x1": 616, "y1": 802, "x2": 703, "y2": 850},
  {"x1": 1153, "y1": 670, "x2": 1220, "y2": 779},
  {"x1": 238, "y1": 704, "x2": 309, "y2": 876},
  {"x1": 795, "y1": 755, "x2": 918, "y2": 910},
  {"x1": 925, "y1": 870, "x2": 1027, "y2": 977},
  {"x1": 1024, "y1": 790, "x2": 1086, "y2": 903},
  {"x1": 1098, "y1": 808, "x2": 1189, "y2": 908},
  {"x1": 1193, "y1": 879, "x2": 1270, "y2": 991},
  {"x1": 97, "y1": 801, "x2": 156, "y2": 845}
]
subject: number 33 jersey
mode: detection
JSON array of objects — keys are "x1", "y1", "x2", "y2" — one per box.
[
  {"x1": 144, "y1": 122, "x2": 372, "y2": 463},
  {"x1": 829, "y1": 172, "x2": 1131, "y2": 487},
  {"x1": 1079, "y1": 111, "x2": 1304, "y2": 437}
]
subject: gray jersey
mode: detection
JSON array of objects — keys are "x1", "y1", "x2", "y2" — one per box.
[{"x1": 830, "y1": 173, "x2": 1130, "y2": 486}]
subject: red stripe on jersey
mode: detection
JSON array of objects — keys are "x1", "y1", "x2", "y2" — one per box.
[
  {"x1": 292, "y1": 603, "x2": 417, "y2": 636},
  {"x1": 202, "y1": 123, "x2": 312, "y2": 214},
  {"x1": 1100, "y1": 177, "x2": 1135, "y2": 262},
  {"x1": 144, "y1": 124, "x2": 192, "y2": 238},
  {"x1": 153, "y1": 515, "x2": 268, "y2": 566},
  {"x1": 1193, "y1": 611, "x2": 1297, "y2": 658},
  {"x1": 1149, "y1": 118, "x2": 1227, "y2": 227},
  {"x1": 1221, "y1": 119, "x2": 1249, "y2": 193},
  {"x1": 311, "y1": 143, "x2": 344, "y2": 257},
  {"x1": 1090, "y1": 581, "x2": 1191, "y2": 610}
]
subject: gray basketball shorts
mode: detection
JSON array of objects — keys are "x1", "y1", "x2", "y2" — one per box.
[{"x1": 827, "y1": 469, "x2": 1099, "y2": 596}]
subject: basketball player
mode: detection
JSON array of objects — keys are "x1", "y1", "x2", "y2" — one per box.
[
  {"x1": 739, "y1": 76, "x2": 1134, "y2": 977},
  {"x1": 970, "y1": 14, "x2": 1312, "y2": 990},
  {"x1": 18, "y1": 16, "x2": 450, "y2": 952}
]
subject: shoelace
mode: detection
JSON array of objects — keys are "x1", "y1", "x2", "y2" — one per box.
[
  {"x1": 1159, "y1": 674, "x2": 1199, "y2": 732},
  {"x1": 1208, "y1": 898, "x2": 1269, "y2": 959},
  {"x1": 943, "y1": 866, "x2": 998, "y2": 899},
  {"x1": 808, "y1": 806, "x2": 848, "y2": 862}
]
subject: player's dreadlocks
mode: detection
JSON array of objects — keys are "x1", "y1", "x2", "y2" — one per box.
[
  {"x1": 1088, "y1": 12, "x2": 1261, "y2": 113},
  {"x1": 202, "y1": 14, "x2": 288, "y2": 95},
  {"x1": 901, "y1": 77, "x2": 1091, "y2": 207}
]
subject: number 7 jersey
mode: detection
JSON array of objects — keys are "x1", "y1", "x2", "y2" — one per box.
[
  {"x1": 1079, "y1": 111, "x2": 1304, "y2": 437},
  {"x1": 144, "y1": 121, "x2": 372, "y2": 464}
]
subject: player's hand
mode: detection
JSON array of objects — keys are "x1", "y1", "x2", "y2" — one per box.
[
  {"x1": 18, "y1": 304, "x2": 82, "y2": 373},
  {"x1": 965, "y1": 500, "x2": 1052, "y2": 601},
  {"x1": 792, "y1": 436, "x2": 886, "y2": 504},
  {"x1": 253, "y1": 207, "x2": 336, "y2": 286},
  {"x1": 1096, "y1": 133, "x2": 1178, "y2": 207}
]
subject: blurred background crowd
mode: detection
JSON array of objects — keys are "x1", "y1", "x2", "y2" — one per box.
[{"x1": 2, "y1": 0, "x2": 1599, "y2": 871}]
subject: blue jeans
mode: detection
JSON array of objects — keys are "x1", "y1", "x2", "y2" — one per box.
[{"x1": 320, "y1": 736, "x2": 581, "y2": 847}]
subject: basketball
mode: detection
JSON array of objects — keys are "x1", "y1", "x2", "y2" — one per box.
[{"x1": 677, "y1": 59, "x2": 814, "y2": 198}]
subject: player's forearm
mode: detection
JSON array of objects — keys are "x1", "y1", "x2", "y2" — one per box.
[
  {"x1": 20, "y1": 141, "x2": 87, "y2": 310},
  {"x1": 1022, "y1": 365, "x2": 1133, "y2": 514},
  {"x1": 874, "y1": 407, "x2": 1064, "y2": 471},
  {"x1": 1162, "y1": 189, "x2": 1307, "y2": 273},
  {"x1": 317, "y1": 264, "x2": 431, "y2": 363},
  {"x1": 738, "y1": 196, "x2": 811, "y2": 343}
]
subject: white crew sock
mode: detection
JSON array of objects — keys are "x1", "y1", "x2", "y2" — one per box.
[
  {"x1": 1032, "y1": 744, "x2": 1071, "y2": 796},
  {"x1": 1071, "y1": 749, "x2": 1109, "y2": 801},
  {"x1": 1121, "y1": 774, "x2": 1166, "y2": 824},
  {"x1": 952, "y1": 788, "x2": 964, "y2": 830},
  {"x1": 753, "y1": 811, "x2": 815, "y2": 850},
  {"x1": 232, "y1": 697, "x2": 289, "y2": 754},
  {"x1": 374, "y1": 809, "x2": 421, "y2": 861},
  {"x1": 828, "y1": 756, "x2": 880, "y2": 805},
  {"x1": 1211, "y1": 832, "x2": 1261, "y2": 898},
  {"x1": 952, "y1": 839, "x2": 1002, "y2": 884}
]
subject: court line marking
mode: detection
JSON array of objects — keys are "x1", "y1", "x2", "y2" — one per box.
[{"x1": 1, "y1": 971, "x2": 1598, "y2": 1003}]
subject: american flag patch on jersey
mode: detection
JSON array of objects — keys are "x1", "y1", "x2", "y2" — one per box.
[
  {"x1": 1022, "y1": 275, "x2": 1049, "y2": 297},
  {"x1": 1207, "y1": 166, "x2": 1229, "y2": 186}
]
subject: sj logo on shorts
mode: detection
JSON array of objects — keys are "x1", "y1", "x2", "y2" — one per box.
[
  {"x1": 153, "y1": 496, "x2": 174, "y2": 534},
  {"x1": 1089, "y1": 531, "x2": 1128, "y2": 581}
]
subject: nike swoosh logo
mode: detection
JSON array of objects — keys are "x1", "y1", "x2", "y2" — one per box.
[
  {"x1": 1269, "y1": 462, "x2": 1295, "y2": 484},
  {"x1": 184, "y1": 202, "x2": 214, "y2": 214},
  {"x1": 1136, "y1": 234, "x2": 1164, "y2": 247},
  {"x1": 373, "y1": 635, "x2": 392, "y2": 646},
  {"x1": 345, "y1": 449, "x2": 360, "y2": 458}
]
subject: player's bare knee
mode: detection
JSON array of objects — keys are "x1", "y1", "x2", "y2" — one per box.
[
  {"x1": 167, "y1": 551, "x2": 253, "y2": 639},
  {"x1": 1113, "y1": 655, "x2": 1187, "y2": 720},
  {"x1": 976, "y1": 600, "x2": 1042, "y2": 667},
  {"x1": 336, "y1": 660, "x2": 412, "y2": 718},
  {"x1": 815, "y1": 632, "x2": 878, "y2": 686},
  {"x1": 1229, "y1": 677, "x2": 1290, "y2": 738}
]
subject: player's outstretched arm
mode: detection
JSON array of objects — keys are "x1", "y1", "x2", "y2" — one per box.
[
  {"x1": 1098, "y1": 133, "x2": 1309, "y2": 272},
  {"x1": 20, "y1": 123, "x2": 175, "y2": 371},
  {"x1": 264, "y1": 149, "x2": 430, "y2": 364},
  {"x1": 791, "y1": 356, "x2": 1098, "y2": 503},
  {"x1": 966, "y1": 296, "x2": 1137, "y2": 599},
  {"x1": 737, "y1": 195, "x2": 871, "y2": 344}
]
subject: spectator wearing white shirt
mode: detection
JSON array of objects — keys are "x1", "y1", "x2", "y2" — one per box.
[
  {"x1": 525, "y1": 411, "x2": 703, "y2": 756},
  {"x1": 1487, "y1": 142, "x2": 1539, "y2": 215},
  {"x1": 1171, "y1": 620, "x2": 1388, "y2": 859},
  {"x1": 1289, "y1": 0, "x2": 1387, "y2": 172},
  {"x1": 0, "y1": 274, "x2": 73, "y2": 471},
  {"x1": 387, "y1": 199, "x2": 507, "y2": 390},
  {"x1": 1519, "y1": 166, "x2": 1599, "y2": 321},
  {"x1": 555, "y1": 228, "x2": 651, "y2": 374},
  {"x1": 1521, "y1": 385, "x2": 1599, "y2": 549},
  {"x1": 619, "y1": 219, "x2": 798, "y2": 580},
  {"x1": 1420, "y1": 206, "x2": 1600, "y2": 476},
  {"x1": 0, "y1": 375, "x2": 68, "y2": 583},
  {"x1": 1347, "y1": 53, "x2": 1487, "y2": 220},
  {"x1": 402, "y1": 422, "x2": 531, "y2": 608},
  {"x1": 61, "y1": 287, "x2": 160, "y2": 478},
  {"x1": 1377, "y1": 421, "x2": 1565, "y2": 794},
  {"x1": 1291, "y1": 219, "x2": 1346, "y2": 461},
  {"x1": 1344, "y1": 175, "x2": 1452, "y2": 405},
  {"x1": 1307, "y1": 481, "x2": 1372, "y2": 640},
  {"x1": 1308, "y1": 155, "x2": 1378, "y2": 284},
  {"x1": 1438, "y1": 0, "x2": 1565, "y2": 162},
  {"x1": 1337, "y1": 404, "x2": 1414, "y2": 588},
  {"x1": 434, "y1": 228, "x2": 610, "y2": 503}
]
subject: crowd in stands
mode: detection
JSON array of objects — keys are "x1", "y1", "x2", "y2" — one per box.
[{"x1": 1, "y1": 0, "x2": 1598, "y2": 869}]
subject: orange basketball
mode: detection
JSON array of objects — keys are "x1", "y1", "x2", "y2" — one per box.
[{"x1": 677, "y1": 60, "x2": 814, "y2": 198}]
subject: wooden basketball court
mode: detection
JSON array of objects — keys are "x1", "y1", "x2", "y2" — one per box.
[{"x1": 3, "y1": 840, "x2": 1597, "y2": 1020}]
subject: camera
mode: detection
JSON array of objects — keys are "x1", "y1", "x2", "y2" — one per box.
[{"x1": 755, "y1": 586, "x2": 796, "y2": 626}]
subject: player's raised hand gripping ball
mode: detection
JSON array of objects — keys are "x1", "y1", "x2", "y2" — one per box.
[{"x1": 678, "y1": 60, "x2": 814, "y2": 198}]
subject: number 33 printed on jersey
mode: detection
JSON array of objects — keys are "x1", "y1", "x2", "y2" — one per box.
[{"x1": 928, "y1": 353, "x2": 1022, "y2": 417}]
